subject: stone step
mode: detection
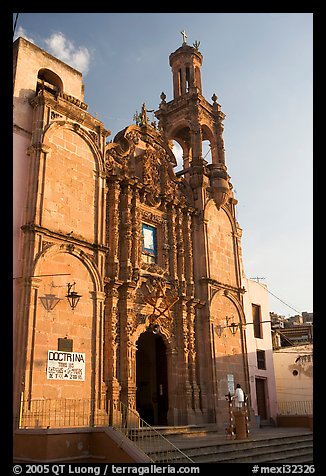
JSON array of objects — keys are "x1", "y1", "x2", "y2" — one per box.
[
  {"x1": 154, "y1": 448, "x2": 313, "y2": 464},
  {"x1": 137, "y1": 426, "x2": 313, "y2": 464},
  {"x1": 163, "y1": 430, "x2": 312, "y2": 447},
  {"x1": 185, "y1": 442, "x2": 313, "y2": 464},
  {"x1": 150, "y1": 439, "x2": 313, "y2": 463}
]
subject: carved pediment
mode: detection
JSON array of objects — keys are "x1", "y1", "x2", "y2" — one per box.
[{"x1": 105, "y1": 124, "x2": 195, "y2": 208}]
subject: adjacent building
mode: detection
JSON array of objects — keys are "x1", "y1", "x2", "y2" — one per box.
[
  {"x1": 242, "y1": 278, "x2": 278, "y2": 424},
  {"x1": 271, "y1": 313, "x2": 313, "y2": 427}
]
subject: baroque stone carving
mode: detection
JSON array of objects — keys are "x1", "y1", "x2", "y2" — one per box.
[{"x1": 142, "y1": 275, "x2": 179, "y2": 329}]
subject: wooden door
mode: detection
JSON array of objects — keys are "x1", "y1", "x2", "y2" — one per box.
[{"x1": 255, "y1": 378, "x2": 267, "y2": 420}]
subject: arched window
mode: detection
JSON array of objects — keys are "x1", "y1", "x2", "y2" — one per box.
[{"x1": 36, "y1": 68, "x2": 63, "y2": 95}]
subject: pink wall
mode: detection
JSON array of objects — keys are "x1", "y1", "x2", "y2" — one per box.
[{"x1": 242, "y1": 277, "x2": 278, "y2": 421}]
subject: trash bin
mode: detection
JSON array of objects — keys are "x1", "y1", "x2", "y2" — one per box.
[
  {"x1": 233, "y1": 410, "x2": 248, "y2": 439},
  {"x1": 255, "y1": 415, "x2": 261, "y2": 428}
]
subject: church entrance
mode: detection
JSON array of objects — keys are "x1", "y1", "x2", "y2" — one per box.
[{"x1": 136, "y1": 331, "x2": 169, "y2": 426}]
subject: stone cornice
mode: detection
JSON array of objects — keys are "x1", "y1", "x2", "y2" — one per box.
[
  {"x1": 20, "y1": 223, "x2": 109, "y2": 253},
  {"x1": 29, "y1": 90, "x2": 109, "y2": 137},
  {"x1": 201, "y1": 277, "x2": 246, "y2": 295}
]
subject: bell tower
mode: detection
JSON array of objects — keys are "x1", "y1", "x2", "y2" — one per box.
[
  {"x1": 155, "y1": 34, "x2": 231, "y2": 210},
  {"x1": 155, "y1": 34, "x2": 249, "y2": 426}
]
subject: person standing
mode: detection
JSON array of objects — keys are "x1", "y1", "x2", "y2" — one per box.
[{"x1": 233, "y1": 383, "x2": 245, "y2": 410}]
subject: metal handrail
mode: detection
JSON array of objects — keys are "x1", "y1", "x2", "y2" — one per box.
[
  {"x1": 17, "y1": 397, "x2": 194, "y2": 463},
  {"x1": 113, "y1": 400, "x2": 194, "y2": 463}
]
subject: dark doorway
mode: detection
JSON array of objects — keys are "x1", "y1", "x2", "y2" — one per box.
[
  {"x1": 255, "y1": 378, "x2": 267, "y2": 420},
  {"x1": 136, "y1": 331, "x2": 169, "y2": 426}
]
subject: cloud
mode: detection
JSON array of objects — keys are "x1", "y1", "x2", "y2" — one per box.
[
  {"x1": 14, "y1": 27, "x2": 91, "y2": 75},
  {"x1": 44, "y1": 32, "x2": 91, "y2": 75},
  {"x1": 14, "y1": 26, "x2": 35, "y2": 44}
]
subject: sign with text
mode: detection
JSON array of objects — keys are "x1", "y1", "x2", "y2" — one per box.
[
  {"x1": 227, "y1": 373, "x2": 235, "y2": 394},
  {"x1": 47, "y1": 350, "x2": 85, "y2": 381}
]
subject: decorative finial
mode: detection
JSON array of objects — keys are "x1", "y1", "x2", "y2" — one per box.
[
  {"x1": 212, "y1": 93, "x2": 218, "y2": 103},
  {"x1": 193, "y1": 40, "x2": 200, "y2": 50},
  {"x1": 181, "y1": 30, "x2": 187, "y2": 44}
]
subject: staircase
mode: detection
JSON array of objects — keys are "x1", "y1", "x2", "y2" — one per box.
[{"x1": 134, "y1": 425, "x2": 313, "y2": 463}]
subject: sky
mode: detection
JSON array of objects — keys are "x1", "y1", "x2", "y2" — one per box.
[{"x1": 13, "y1": 12, "x2": 313, "y2": 317}]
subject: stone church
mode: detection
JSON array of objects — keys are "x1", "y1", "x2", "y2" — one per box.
[{"x1": 13, "y1": 36, "x2": 250, "y2": 430}]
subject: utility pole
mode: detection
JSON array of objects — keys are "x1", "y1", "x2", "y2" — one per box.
[{"x1": 250, "y1": 276, "x2": 266, "y2": 284}]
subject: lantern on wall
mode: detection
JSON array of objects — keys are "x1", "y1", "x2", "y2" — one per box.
[{"x1": 66, "y1": 282, "x2": 82, "y2": 310}]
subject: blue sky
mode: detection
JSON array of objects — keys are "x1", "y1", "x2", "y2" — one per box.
[{"x1": 13, "y1": 12, "x2": 313, "y2": 316}]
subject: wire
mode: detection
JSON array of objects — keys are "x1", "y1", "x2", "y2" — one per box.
[
  {"x1": 203, "y1": 147, "x2": 211, "y2": 159},
  {"x1": 254, "y1": 280, "x2": 303, "y2": 315},
  {"x1": 13, "y1": 13, "x2": 19, "y2": 38}
]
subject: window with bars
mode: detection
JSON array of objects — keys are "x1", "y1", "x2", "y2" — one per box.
[{"x1": 256, "y1": 350, "x2": 266, "y2": 370}]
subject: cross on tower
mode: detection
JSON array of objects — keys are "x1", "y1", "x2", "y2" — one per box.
[{"x1": 181, "y1": 30, "x2": 187, "y2": 44}]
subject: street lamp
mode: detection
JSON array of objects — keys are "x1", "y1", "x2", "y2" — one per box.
[
  {"x1": 66, "y1": 282, "x2": 82, "y2": 310},
  {"x1": 226, "y1": 316, "x2": 239, "y2": 335},
  {"x1": 214, "y1": 316, "x2": 272, "y2": 337}
]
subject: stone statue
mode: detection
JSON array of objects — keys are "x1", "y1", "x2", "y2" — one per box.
[{"x1": 133, "y1": 103, "x2": 154, "y2": 127}]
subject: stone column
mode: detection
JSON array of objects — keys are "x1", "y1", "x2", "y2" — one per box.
[
  {"x1": 97, "y1": 172, "x2": 107, "y2": 249},
  {"x1": 119, "y1": 182, "x2": 133, "y2": 282},
  {"x1": 131, "y1": 184, "x2": 141, "y2": 281},
  {"x1": 187, "y1": 300, "x2": 202, "y2": 419},
  {"x1": 180, "y1": 67, "x2": 186, "y2": 95},
  {"x1": 176, "y1": 299, "x2": 196, "y2": 424},
  {"x1": 106, "y1": 178, "x2": 120, "y2": 280},
  {"x1": 175, "y1": 206, "x2": 186, "y2": 294},
  {"x1": 26, "y1": 143, "x2": 51, "y2": 227},
  {"x1": 166, "y1": 203, "x2": 178, "y2": 281},
  {"x1": 190, "y1": 121, "x2": 202, "y2": 164},
  {"x1": 118, "y1": 284, "x2": 138, "y2": 424},
  {"x1": 104, "y1": 284, "x2": 122, "y2": 426},
  {"x1": 23, "y1": 277, "x2": 42, "y2": 403},
  {"x1": 166, "y1": 347, "x2": 179, "y2": 425},
  {"x1": 183, "y1": 208, "x2": 195, "y2": 297},
  {"x1": 90, "y1": 290, "x2": 107, "y2": 424},
  {"x1": 161, "y1": 202, "x2": 170, "y2": 273}
]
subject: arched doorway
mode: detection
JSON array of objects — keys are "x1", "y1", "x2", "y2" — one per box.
[{"x1": 136, "y1": 331, "x2": 169, "y2": 426}]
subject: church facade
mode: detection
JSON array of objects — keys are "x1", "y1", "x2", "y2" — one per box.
[{"x1": 13, "y1": 36, "x2": 250, "y2": 429}]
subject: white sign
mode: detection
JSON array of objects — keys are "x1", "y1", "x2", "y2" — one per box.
[
  {"x1": 47, "y1": 350, "x2": 85, "y2": 381},
  {"x1": 227, "y1": 374, "x2": 235, "y2": 394}
]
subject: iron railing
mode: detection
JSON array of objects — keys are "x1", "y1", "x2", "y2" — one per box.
[
  {"x1": 18, "y1": 397, "x2": 108, "y2": 428},
  {"x1": 17, "y1": 396, "x2": 194, "y2": 463},
  {"x1": 114, "y1": 401, "x2": 194, "y2": 463},
  {"x1": 277, "y1": 400, "x2": 313, "y2": 416}
]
